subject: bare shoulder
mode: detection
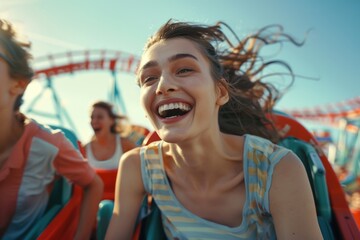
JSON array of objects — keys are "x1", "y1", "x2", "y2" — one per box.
[
  {"x1": 117, "y1": 146, "x2": 145, "y2": 195},
  {"x1": 273, "y1": 151, "x2": 305, "y2": 179},
  {"x1": 119, "y1": 146, "x2": 142, "y2": 169},
  {"x1": 269, "y1": 150, "x2": 312, "y2": 209},
  {"x1": 269, "y1": 151, "x2": 322, "y2": 238}
]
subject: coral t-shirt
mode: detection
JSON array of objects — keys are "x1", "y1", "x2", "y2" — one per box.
[{"x1": 0, "y1": 119, "x2": 95, "y2": 239}]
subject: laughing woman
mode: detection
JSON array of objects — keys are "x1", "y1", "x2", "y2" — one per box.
[
  {"x1": 84, "y1": 101, "x2": 136, "y2": 170},
  {"x1": 106, "y1": 20, "x2": 323, "y2": 240}
]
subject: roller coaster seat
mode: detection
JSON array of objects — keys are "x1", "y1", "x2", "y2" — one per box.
[
  {"x1": 271, "y1": 112, "x2": 360, "y2": 239},
  {"x1": 95, "y1": 168, "x2": 117, "y2": 200},
  {"x1": 127, "y1": 125, "x2": 151, "y2": 146}
]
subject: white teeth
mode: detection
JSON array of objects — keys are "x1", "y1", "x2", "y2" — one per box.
[{"x1": 158, "y1": 102, "x2": 191, "y2": 116}]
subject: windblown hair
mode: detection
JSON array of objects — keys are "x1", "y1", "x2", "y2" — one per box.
[
  {"x1": 0, "y1": 19, "x2": 34, "y2": 111},
  {"x1": 142, "y1": 19, "x2": 305, "y2": 143},
  {"x1": 91, "y1": 101, "x2": 128, "y2": 134}
]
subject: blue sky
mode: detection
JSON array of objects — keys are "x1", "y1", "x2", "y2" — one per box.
[{"x1": 1, "y1": 0, "x2": 360, "y2": 142}]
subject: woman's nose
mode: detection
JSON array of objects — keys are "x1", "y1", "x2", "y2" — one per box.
[{"x1": 155, "y1": 75, "x2": 177, "y2": 95}]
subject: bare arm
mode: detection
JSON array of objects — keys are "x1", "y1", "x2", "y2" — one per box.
[
  {"x1": 74, "y1": 174, "x2": 104, "y2": 240},
  {"x1": 270, "y1": 152, "x2": 323, "y2": 240},
  {"x1": 105, "y1": 148, "x2": 146, "y2": 240}
]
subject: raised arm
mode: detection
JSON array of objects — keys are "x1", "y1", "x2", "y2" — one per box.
[
  {"x1": 105, "y1": 148, "x2": 146, "y2": 240},
  {"x1": 270, "y1": 152, "x2": 323, "y2": 240}
]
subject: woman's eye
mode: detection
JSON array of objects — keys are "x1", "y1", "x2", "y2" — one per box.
[
  {"x1": 177, "y1": 68, "x2": 193, "y2": 75},
  {"x1": 142, "y1": 76, "x2": 158, "y2": 84}
]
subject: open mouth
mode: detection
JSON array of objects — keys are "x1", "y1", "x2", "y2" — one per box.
[
  {"x1": 92, "y1": 127, "x2": 101, "y2": 132},
  {"x1": 158, "y1": 102, "x2": 192, "y2": 119}
]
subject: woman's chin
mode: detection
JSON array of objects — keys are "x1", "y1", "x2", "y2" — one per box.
[{"x1": 158, "y1": 130, "x2": 187, "y2": 143}]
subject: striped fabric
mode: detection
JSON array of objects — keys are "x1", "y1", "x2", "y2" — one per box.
[{"x1": 140, "y1": 134, "x2": 290, "y2": 239}]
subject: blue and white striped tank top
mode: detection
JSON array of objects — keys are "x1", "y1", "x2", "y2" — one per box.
[{"x1": 140, "y1": 134, "x2": 290, "y2": 239}]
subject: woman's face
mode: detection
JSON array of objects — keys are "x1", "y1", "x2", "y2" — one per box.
[
  {"x1": 0, "y1": 46, "x2": 25, "y2": 113},
  {"x1": 138, "y1": 38, "x2": 228, "y2": 143},
  {"x1": 0, "y1": 48, "x2": 9, "y2": 110},
  {"x1": 90, "y1": 107, "x2": 114, "y2": 134}
]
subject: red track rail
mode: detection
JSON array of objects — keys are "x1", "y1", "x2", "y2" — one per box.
[
  {"x1": 283, "y1": 97, "x2": 360, "y2": 124},
  {"x1": 33, "y1": 49, "x2": 140, "y2": 78}
]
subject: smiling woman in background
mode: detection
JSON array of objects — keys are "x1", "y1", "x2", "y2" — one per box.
[{"x1": 84, "y1": 101, "x2": 136, "y2": 170}]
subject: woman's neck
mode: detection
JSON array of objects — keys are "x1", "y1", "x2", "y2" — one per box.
[
  {"x1": 94, "y1": 132, "x2": 116, "y2": 145},
  {"x1": 169, "y1": 127, "x2": 243, "y2": 162},
  {"x1": 164, "y1": 131, "x2": 244, "y2": 188}
]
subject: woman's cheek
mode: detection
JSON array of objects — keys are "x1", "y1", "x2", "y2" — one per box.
[{"x1": 140, "y1": 87, "x2": 152, "y2": 114}]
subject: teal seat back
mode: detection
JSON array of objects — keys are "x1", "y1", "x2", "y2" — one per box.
[
  {"x1": 138, "y1": 197, "x2": 167, "y2": 240},
  {"x1": 49, "y1": 125, "x2": 79, "y2": 149},
  {"x1": 97, "y1": 200, "x2": 114, "y2": 240},
  {"x1": 97, "y1": 196, "x2": 167, "y2": 240}
]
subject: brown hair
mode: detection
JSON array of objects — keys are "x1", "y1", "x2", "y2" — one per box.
[
  {"x1": 140, "y1": 20, "x2": 305, "y2": 143},
  {"x1": 91, "y1": 101, "x2": 128, "y2": 134},
  {"x1": 0, "y1": 19, "x2": 34, "y2": 111}
]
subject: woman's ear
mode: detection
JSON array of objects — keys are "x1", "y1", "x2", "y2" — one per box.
[
  {"x1": 216, "y1": 79, "x2": 229, "y2": 106},
  {"x1": 10, "y1": 79, "x2": 29, "y2": 95}
]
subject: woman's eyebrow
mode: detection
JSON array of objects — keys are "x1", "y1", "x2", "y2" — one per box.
[
  {"x1": 139, "y1": 53, "x2": 198, "y2": 73},
  {"x1": 168, "y1": 53, "x2": 198, "y2": 62},
  {"x1": 139, "y1": 60, "x2": 158, "y2": 72}
]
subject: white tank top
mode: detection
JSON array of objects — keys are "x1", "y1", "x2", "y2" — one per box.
[{"x1": 85, "y1": 134, "x2": 123, "y2": 169}]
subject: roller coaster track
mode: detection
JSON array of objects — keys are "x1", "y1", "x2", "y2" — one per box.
[
  {"x1": 33, "y1": 49, "x2": 140, "y2": 78},
  {"x1": 282, "y1": 96, "x2": 360, "y2": 131},
  {"x1": 283, "y1": 97, "x2": 360, "y2": 122}
]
